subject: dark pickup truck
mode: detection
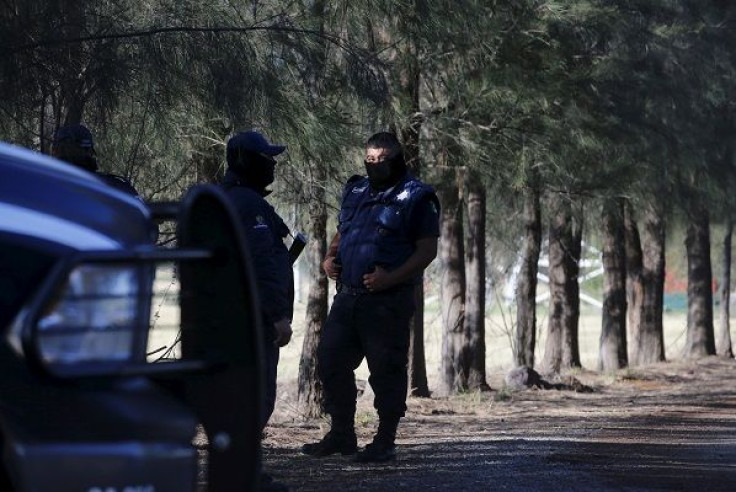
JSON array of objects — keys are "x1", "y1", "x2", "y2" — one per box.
[{"x1": 0, "y1": 142, "x2": 264, "y2": 491}]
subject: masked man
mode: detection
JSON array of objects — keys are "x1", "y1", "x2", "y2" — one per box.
[
  {"x1": 302, "y1": 132, "x2": 440, "y2": 463},
  {"x1": 221, "y1": 130, "x2": 293, "y2": 491},
  {"x1": 52, "y1": 124, "x2": 140, "y2": 198}
]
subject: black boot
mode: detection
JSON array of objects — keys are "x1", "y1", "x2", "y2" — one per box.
[
  {"x1": 353, "y1": 439, "x2": 396, "y2": 463},
  {"x1": 302, "y1": 414, "x2": 357, "y2": 457},
  {"x1": 354, "y1": 416, "x2": 399, "y2": 463},
  {"x1": 301, "y1": 429, "x2": 358, "y2": 457}
]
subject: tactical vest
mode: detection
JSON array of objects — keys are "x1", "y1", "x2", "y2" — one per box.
[{"x1": 336, "y1": 174, "x2": 435, "y2": 288}]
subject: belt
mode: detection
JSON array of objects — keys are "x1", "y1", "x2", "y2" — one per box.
[{"x1": 337, "y1": 283, "x2": 413, "y2": 296}]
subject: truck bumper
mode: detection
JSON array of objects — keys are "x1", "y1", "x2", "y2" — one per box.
[
  {"x1": 7, "y1": 441, "x2": 196, "y2": 492},
  {"x1": 0, "y1": 376, "x2": 199, "y2": 492}
]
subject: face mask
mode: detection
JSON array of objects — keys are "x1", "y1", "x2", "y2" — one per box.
[
  {"x1": 365, "y1": 159, "x2": 392, "y2": 189},
  {"x1": 78, "y1": 154, "x2": 99, "y2": 173},
  {"x1": 55, "y1": 144, "x2": 98, "y2": 172},
  {"x1": 238, "y1": 153, "x2": 276, "y2": 191}
]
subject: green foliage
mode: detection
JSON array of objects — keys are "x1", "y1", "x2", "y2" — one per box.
[{"x1": 1, "y1": 0, "x2": 735, "y2": 232}]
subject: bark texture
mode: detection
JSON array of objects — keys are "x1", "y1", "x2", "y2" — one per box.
[
  {"x1": 297, "y1": 177, "x2": 327, "y2": 418},
  {"x1": 515, "y1": 183, "x2": 541, "y2": 368},
  {"x1": 438, "y1": 168, "x2": 467, "y2": 394},
  {"x1": 59, "y1": 1, "x2": 87, "y2": 126},
  {"x1": 542, "y1": 195, "x2": 582, "y2": 374},
  {"x1": 684, "y1": 203, "x2": 716, "y2": 358},
  {"x1": 624, "y1": 202, "x2": 643, "y2": 362},
  {"x1": 399, "y1": 44, "x2": 431, "y2": 397},
  {"x1": 717, "y1": 218, "x2": 734, "y2": 358},
  {"x1": 625, "y1": 201, "x2": 666, "y2": 365},
  {"x1": 464, "y1": 175, "x2": 490, "y2": 390},
  {"x1": 599, "y1": 198, "x2": 628, "y2": 372},
  {"x1": 408, "y1": 283, "x2": 430, "y2": 396}
]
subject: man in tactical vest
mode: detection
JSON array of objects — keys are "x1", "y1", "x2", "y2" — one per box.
[
  {"x1": 52, "y1": 124, "x2": 141, "y2": 198},
  {"x1": 302, "y1": 132, "x2": 440, "y2": 463},
  {"x1": 221, "y1": 130, "x2": 293, "y2": 492}
]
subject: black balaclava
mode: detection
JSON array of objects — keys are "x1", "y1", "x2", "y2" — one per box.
[
  {"x1": 231, "y1": 150, "x2": 276, "y2": 194},
  {"x1": 54, "y1": 142, "x2": 98, "y2": 172},
  {"x1": 75, "y1": 152, "x2": 99, "y2": 173},
  {"x1": 364, "y1": 150, "x2": 407, "y2": 191},
  {"x1": 53, "y1": 124, "x2": 98, "y2": 172}
]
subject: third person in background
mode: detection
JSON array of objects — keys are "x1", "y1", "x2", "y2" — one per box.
[{"x1": 52, "y1": 123, "x2": 141, "y2": 198}]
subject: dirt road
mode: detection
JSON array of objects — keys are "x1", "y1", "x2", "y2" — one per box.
[{"x1": 263, "y1": 357, "x2": 736, "y2": 491}]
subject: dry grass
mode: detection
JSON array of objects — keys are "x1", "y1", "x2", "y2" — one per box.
[{"x1": 273, "y1": 298, "x2": 729, "y2": 422}]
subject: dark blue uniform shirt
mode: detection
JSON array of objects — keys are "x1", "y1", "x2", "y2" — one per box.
[
  {"x1": 221, "y1": 170, "x2": 293, "y2": 339},
  {"x1": 335, "y1": 173, "x2": 440, "y2": 289}
]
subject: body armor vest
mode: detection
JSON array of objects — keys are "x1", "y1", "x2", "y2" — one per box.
[{"x1": 336, "y1": 174, "x2": 435, "y2": 288}]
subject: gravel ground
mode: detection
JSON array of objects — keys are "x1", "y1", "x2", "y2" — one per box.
[{"x1": 261, "y1": 357, "x2": 736, "y2": 491}]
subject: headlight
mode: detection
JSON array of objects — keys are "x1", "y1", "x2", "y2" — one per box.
[{"x1": 36, "y1": 264, "x2": 141, "y2": 365}]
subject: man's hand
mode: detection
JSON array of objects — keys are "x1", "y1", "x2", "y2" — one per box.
[
  {"x1": 362, "y1": 238, "x2": 437, "y2": 292},
  {"x1": 322, "y1": 256, "x2": 342, "y2": 280},
  {"x1": 362, "y1": 266, "x2": 394, "y2": 293},
  {"x1": 273, "y1": 318, "x2": 292, "y2": 347}
]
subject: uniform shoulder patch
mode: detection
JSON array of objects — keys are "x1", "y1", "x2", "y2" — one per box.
[
  {"x1": 253, "y1": 214, "x2": 269, "y2": 229},
  {"x1": 343, "y1": 175, "x2": 368, "y2": 197}
]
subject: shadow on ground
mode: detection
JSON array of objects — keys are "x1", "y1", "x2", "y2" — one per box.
[{"x1": 263, "y1": 357, "x2": 736, "y2": 491}]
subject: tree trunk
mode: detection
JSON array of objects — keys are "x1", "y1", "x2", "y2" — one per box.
[
  {"x1": 464, "y1": 173, "x2": 490, "y2": 390},
  {"x1": 717, "y1": 218, "x2": 734, "y2": 358},
  {"x1": 599, "y1": 198, "x2": 628, "y2": 372},
  {"x1": 297, "y1": 174, "x2": 328, "y2": 418},
  {"x1": 568, "y1": 206, "x2": 583, "y2": 368},
  {"x1": 59, "y1": 0, "x2": 87, "y2": 125},
  {"x1": 515, "y1": 183, "x2": 541, "y2": 368},
  {"x1": 716, "y1": 114, "x2": 735, "y2": 358},
  {"x1": 39, "y1": 93, "x2": 52, "y2": 154},
  {"x1": 624, "y1": 201, "x2": 643, "y2": 363},
  {"x1": 684, "y1": 203, "x2": 716, "y2": 358},
  {"x1": 438, "y1": 168, "x2": 467, "y2": 394},
  {"x1": 399, "y1": 41, "x2": 430, "y2": 398},
  {"x1": 408, "y1": 284, "x2": 430, "y2": 396},
  {"x1": 542, "y1": 195, "x2": 582, "y2": 374},
  {"x1": 403, "y1": 135, "x2": 431, "y2": 397},
  {"x1": 640, "y1": 204, "x2": 667, "y2": 363},
  {"x1": 626, "y1": 200, "x2": 666, "y2": 365},
  {"x1": 402, "y1": 132, "x2": 431, "y2": 396}
]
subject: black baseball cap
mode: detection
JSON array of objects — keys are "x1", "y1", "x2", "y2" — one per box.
[{"x1": 227, "y1": 131, "x2": 285, "y2": 157}]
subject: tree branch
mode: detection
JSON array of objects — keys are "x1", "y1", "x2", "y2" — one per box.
[{"x1": 7, "y1": 25, "x2": 364, "y2": 58}]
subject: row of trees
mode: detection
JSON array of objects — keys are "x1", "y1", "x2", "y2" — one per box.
[
  {"x1": 2, "y1": 1, "x2": 735, "y2": 415},
  {"x1": 429, "y1": 1, "x2": 736, "y2": 395}
]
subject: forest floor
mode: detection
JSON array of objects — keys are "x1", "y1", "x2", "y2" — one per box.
[{"x1": 262, "y1": 356, "x2": 736, "y2": 491}]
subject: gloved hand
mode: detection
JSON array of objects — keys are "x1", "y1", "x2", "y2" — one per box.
[{"x1": 273, "y1": 318, "x2": 293, "y2": 347}]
